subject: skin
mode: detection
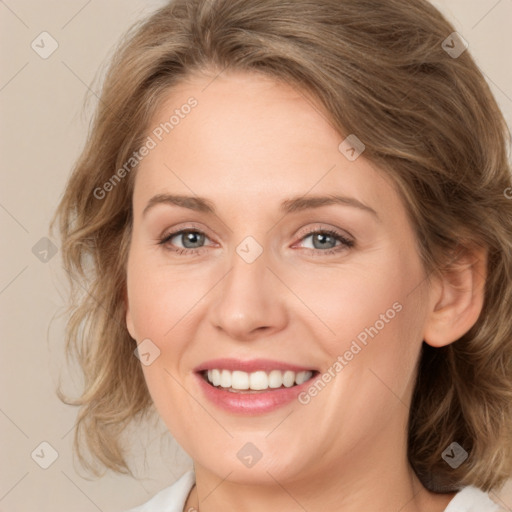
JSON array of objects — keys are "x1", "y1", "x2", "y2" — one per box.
[{"x1": 125, "y1": 70, "x2": 487, "y2": 512}]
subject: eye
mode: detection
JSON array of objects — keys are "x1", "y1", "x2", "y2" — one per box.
[
  {"x1": 296, "y1": 228, "x2": 354, "y2": 255},
  {"x1": 158, "y1": 228, "x2": 212, "y2": 255},
  {"x1": 158, "y1": 226, "x2": 354, "y2": 256}
]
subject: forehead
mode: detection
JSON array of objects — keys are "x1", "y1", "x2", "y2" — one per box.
[{"x1": 132, "y1": 70, "x2": 398, "y2": 220}]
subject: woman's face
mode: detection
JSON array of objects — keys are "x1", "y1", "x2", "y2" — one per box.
[{"x1": 126, "y1": 70, "x2": 433, "y2": 485}]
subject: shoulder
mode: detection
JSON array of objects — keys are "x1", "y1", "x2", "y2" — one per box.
[
  {"x1": 123, "y1": 470, "x2": 196, "y2": 512},
  {"x1": 443, "y1": 485, "x2": 501, "y2": 512}
]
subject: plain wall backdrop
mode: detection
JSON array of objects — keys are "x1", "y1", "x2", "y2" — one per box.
[{"x1": 1, "y1": 1, "x2": 511, "y2": 511}]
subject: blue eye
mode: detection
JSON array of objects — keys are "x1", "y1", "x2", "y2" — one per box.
[
  {"x1": 158, "y1": 227, "x2": 354, "y2": 256},
  {"x1": 299, "y1": 229, "x2": 354, "y2": 253},
  {"x1": 165, "y1": 230, "x2": 206, "y2": 249},
  {"x1": 159, "y1": 229, "x2": 210, "y2": 255}
]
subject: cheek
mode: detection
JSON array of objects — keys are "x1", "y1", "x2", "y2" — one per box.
[
  {"x1": 126, "y1": 254, "x2": 201, "y2": 341},
  {"x1": 304, "y1": 247, "x2": 426, "y2": 396},
  {"x1": 299, "y1": 250, "x2": 420, "y2": 346},
  {"x1": 126, "y1": 257, "x2": 195, "y2": 424}
]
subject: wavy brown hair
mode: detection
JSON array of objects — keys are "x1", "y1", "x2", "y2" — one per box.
[{"x1": 52, "y1": 0, "x2": 512, "y2": 493}]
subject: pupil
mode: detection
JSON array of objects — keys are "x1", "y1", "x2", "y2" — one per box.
[
  {"x1": 314, "y1": 233, "x2": 334, "y2": 249},
  {"x1": 184, "y1": 231, "x2": 204, "y2": 248}
]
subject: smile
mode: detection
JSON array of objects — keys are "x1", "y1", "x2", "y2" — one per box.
[
  {"x1": 193, "y1": 358, "x2": 320, "y2": 414},
  {"x1": 202, "y1": 369, "x2": 316, "y2": 392}
]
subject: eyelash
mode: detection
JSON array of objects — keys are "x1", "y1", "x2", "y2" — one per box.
[{"x1": 157, "y1": 227, "x2": 355, "y2": 257}]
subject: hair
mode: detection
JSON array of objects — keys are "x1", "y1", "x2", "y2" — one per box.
[{"x1": 51, "y1": 0, "x2": 512, "y2": 494}]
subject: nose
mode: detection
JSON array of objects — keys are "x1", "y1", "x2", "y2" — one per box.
[{"x1": 209, "y1": 243, "x2": 289, "y2": 341}]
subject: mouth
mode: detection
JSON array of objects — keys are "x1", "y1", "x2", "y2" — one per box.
[
  {"x1": 193, "y1": 359, "x2": 322, "y2": 414},
  {"x1": 199, "y1": 368, "x2": 320, "y2": 393}
]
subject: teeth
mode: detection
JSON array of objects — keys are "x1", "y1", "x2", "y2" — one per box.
[
  {"x1": 250, "y1": 370, "x2": 268, "y2": 390},
  {"x1": 232, "y1": 370, "x2": 249, "y2": 390},
  {"x1": 204, "y1": 369, "x2": 313, "y2": 390},
  {"x1": 268, "y1": 370, "x2": 283, "y2": 388},
  {"x1": 220, "y1": 369, "x2": 231, "y2": 388}
]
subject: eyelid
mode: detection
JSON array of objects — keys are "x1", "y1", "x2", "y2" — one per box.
[
  {"x1": 158, "y1": 223, "x2": 352, "y2": 244},
  {"x1": 294, "y1": 223, "x2": 354, "y2": 244},
  {"x1": 158, "y1": 222, "x2": 216, "y2": 242},
  {"x1": 158, "y1": 222, "x2": 355, "y2": 261}
]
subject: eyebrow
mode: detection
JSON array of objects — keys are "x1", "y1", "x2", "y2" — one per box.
[{"x1": 142, "y1": 193, "x2": 379, "y2": 220}]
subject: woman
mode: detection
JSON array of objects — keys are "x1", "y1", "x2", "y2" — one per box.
[{"x1": 52, "y1": 0, "x2": 512, "y2": 510}]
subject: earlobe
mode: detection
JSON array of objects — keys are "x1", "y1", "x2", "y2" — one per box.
[
  {"x1": 126, "y1": 308, "x2": 136, "y2": 340},
  {"x1": 124, "y1": 288, "x2": 137, "y2": 341},
  {"x1": 423, "y1": 244, "x2": 487, "y2": 348}
]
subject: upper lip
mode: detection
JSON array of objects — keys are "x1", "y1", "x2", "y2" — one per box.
[{"x1": 194, "y1": 358, "x2": 318, "y2": 373}]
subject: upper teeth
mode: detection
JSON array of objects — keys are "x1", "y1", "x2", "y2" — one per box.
[{"x1": 206, "y1": 369, "x2": 313, "y2": 390}]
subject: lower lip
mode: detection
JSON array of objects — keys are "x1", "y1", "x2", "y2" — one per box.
[{"x1": 194, "y1": 372, "x2": 317, "y2": 415}]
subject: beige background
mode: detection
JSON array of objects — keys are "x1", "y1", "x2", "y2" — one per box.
[{"x1": 0, "y1": 1, "x2": 511, "y2": 511}]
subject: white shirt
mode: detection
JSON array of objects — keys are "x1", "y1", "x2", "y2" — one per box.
[{"x1": 124, "y1": 470, "x2": 501, "y2": 512}]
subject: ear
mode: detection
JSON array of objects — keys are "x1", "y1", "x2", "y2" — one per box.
[
  {"x1": 423, "y1": 243, "x2": 487, "y2": 348},
  {"x1": 124, "y1": 286, "x2": 137, "y2": 341}
]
